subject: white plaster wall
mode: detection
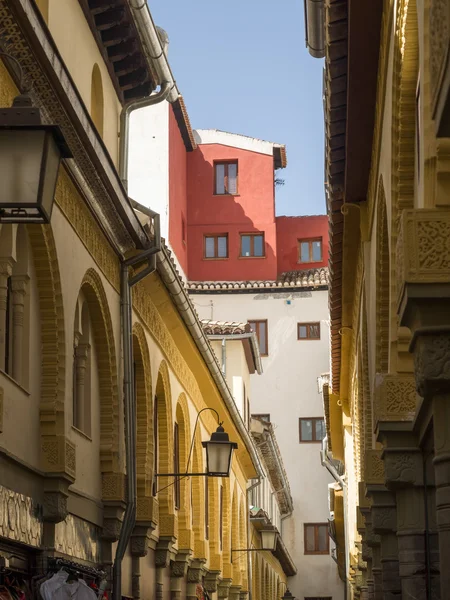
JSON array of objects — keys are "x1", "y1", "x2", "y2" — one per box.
[
  {"x1": 191, "y1": 289, "x2": 344, "y2": 599},
  {"x1": 128, "y1": 102, "x2": 170, "y2": 239},
  {"x1": 194, "y1": 129, "x2": 282, "y2": 156}
]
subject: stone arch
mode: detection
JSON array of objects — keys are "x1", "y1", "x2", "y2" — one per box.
[
  {"x1": 375, "y1": 178, "x2": 390, "y2": 375},
  {"x1": 192, "y1": 426, "x2": 206, "y2": 558},
  {"x1": 79, "y1": 269, "x2": 119, "y2": 480},
  {"x1": 231, "y1": 483, "x2": 241, "y2": 584},
  {"x1": 155, "y1": 359, "x2": 176, "y2": 536},
  {"x1": 132, "y1": 323, "x2": 153, "y2": 500},
  {"x1": 25, "y1": 225, "x2": 67, "y2": 473},
  {"x1": 239, "y1": 495, "x2": 248, "y2": 591},
  {"x1": 222, "y1": 477, "x2": 232, "y2": 578},
  {"x1": 91, "y1": 64, "x2": 104, "y2": 137},
  {"x1": 175, "y1": 393, "x2": 193, "y2": 550}
]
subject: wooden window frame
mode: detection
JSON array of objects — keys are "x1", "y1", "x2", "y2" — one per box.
[
  {"x1": 299, "y1": 417, "x2": 326, "y2": 443},
  {"x1": 174, "y1": 422, "x2": 180, "y2": 510},
  {"x1": 304, "y1": 523, "x2": 330, "y2": 555},
  {"x1": 248, "y1": 319, "x2": 268, "y2": 356},
  {"x1": 297, "y1": 322, "x2": 321, "y2": 340},
  {"x1": 298, "y1": 238, "x2": 323, "y2": 263},
  {"x1": 214, "y1": 161, "x2": 238, "y2": 195},
  {"x1": 203, "y1": 234, "x2": 229, "y2": 260},
  {"x1": 240, "y1": 233, "x2": 265, "y2": 258}
]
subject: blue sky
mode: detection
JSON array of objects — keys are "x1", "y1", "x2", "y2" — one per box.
[{"x1": 149, "y1": 0, "x2": 325, "y2": 216}]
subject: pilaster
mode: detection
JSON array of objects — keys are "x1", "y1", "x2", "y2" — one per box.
[
  {"x1": 187, "y1": 558, "x2": 206, "y2": 600},
  {"x1": 217, "y1": 578, "x2": 233, "y2": 599},
  {"x1": 170, "y1": 550, "x2": 191, "y2": 600}
]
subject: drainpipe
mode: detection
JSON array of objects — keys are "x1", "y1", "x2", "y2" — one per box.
[
  {"x1": 247, "y1": 477, "x2": 263, "y2": 600},
  {"x1": 113, "y1": 207, "x2": 161, "y2": 600},
  {"x1": 221, "y1": 338, "x2": 227, "y2": 378},
  {"x1": 304, "y1": 0, "x2": 325, "y2": 58}
]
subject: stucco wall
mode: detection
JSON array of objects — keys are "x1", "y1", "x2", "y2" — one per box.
[
  {"x1": 46, "y1": 0, "x2": 121, "y2": 165},
  {"x1": 275, "y1": 215, "x2": 329, "y2": 273},
  {"x1": 191, "y1": 289, "x2": 344, "y2": 599},
  {"x1": 187, "y1": 144, "x2": 277, "y2": 281}
]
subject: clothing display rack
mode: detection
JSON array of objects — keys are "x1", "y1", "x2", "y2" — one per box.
[{"x1": 47, "y1": 559, "x2": 105, "y2": 581}]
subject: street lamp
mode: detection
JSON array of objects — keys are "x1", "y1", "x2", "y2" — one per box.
[
  {"x1": 0, "y1": 53, "x2": 71, "y2": 224},
  {"x1": 155, "y1": 408, "x2": 238, "y2": 486},
  {"x1": 231, "y1": 527, "x2": 278, "y2": 562},
  {"x1": 279, "y1": 581, "x2": 295, "y2": 600}
]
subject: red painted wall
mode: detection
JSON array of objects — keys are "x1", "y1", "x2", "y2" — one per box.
[
  {"x1": 168, "y1": 107, "x2": 188, "y2": 275},
  {"x1": 186, "y1": 144, "x2": 277, "y2": 281},
  {"x1": 275, "y1": 215, "x2": 329, "y2": 273}
]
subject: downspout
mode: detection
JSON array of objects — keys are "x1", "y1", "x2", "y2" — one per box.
[
  {"x1": 112, "y1": 218, "x2": 162, "y2": 600},
  {"x1": 247, "y1": 477, "x2": 262, "y2": 600},
  {"x1": 221, "y1": 338, "x2": 226, "y2": 378}
]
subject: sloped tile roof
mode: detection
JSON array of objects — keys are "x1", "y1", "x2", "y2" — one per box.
[
  {"x1": 201, "y1": 320, "x2": 251, "y2": 335},
  {"x1": 188, "y1": 267, "x2": 328, "y2": 291}
]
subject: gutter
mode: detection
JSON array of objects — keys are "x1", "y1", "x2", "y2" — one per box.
[
  {"x1": 207, "y1": 333, "x2": 263, "y2": 375},
  {"x1": 304, "y1": 0, "x2": 325, "y2": 58},
  {"x1": 156, "y1": 246, "x2": 265, "y2": 480}
]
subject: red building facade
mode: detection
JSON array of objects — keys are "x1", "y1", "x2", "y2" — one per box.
[{"x1": 167, "y1": 123, "x2": 328, "y2": 281}]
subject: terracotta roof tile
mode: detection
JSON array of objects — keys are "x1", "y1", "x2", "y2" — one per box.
[
  {"x1": 188, "y1": 267, "x2": 328, "y2": 291},
  {"x1": 201, "y1": 320, "x2": 251, "y2": 335}
]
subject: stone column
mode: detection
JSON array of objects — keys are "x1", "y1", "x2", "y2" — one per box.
[
  {"x1": 10, "y1": 275, "x2": 28, "y2": 383},
  {"x1": 228, "y1": 584, "x2": 242, "y2": 600},
  {"x1": 187, "y1": 559, "x2": 206, "y2": 600},
  {"x1": 204, "y1": 570, "x2": 221, "y2": 598},
  {"x1": 74, "y1": 342, "x2": 89, "y2": 430},
  {"x1": 0, "y1": 261, "x2": 12, "y2": 370},
  {"x1": 413, "y1": 330, "x2": 450, "y2": 600},
  {"x1": 170, "y1": 551, "x2": 191, "y2": 600},
  {"x1": 217, "y1": 578, "x2": 232, "y2": 600},
  {"x1": 155, "y1": 537, "x2": 174, "y2": 600}
]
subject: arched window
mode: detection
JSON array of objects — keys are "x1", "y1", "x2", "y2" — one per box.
[
  {"x1": 72, "y1": 294, "x2": 93, "y2": 436},
  {"x1": 0, "y1": 225, "x2": 31, "y2": 386},
  {"x1": 90, "y1": 64, "x2": 104, "y2": 137}
]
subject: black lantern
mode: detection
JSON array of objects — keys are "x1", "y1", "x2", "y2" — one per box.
[
  {"x1": 202, "y1": 424, "x2": 238, "y2": 477},
  {"x1": 0, "y1": 94, "x2": 71, "y2": 223},
  {"x1": 281, "y1": 590, "x2": 295, "y2": 600},
  {"x1": 260, "y1": 529, "x2": 278, "y2": 551}
]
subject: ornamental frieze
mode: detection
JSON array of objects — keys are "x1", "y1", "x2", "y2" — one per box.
[
  {"x1": 374, "y1": 373, "x2": 416, "y2": 424},
  {"x1": 0, "y1": 485, "x2": 43, "y2": 547}
]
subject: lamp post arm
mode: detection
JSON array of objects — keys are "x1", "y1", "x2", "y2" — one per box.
[{"x1": 185, "y1": 407, "x2": 220, "y2": 474}]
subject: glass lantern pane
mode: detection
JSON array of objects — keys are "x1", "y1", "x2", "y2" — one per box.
[
  {"x1": 206, "y1": 442, "x2": 232, "y2": 475},
  {"x1": 40, "y1": 133, "x2": 61, "y2": 220},
  {"x1": 0, "y1": 130, "x2": 46, "y2": 206}
]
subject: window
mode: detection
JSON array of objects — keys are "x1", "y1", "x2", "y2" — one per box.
[
  {"x1": 304, "y1": 523, "x2": 329, "y2": 555},
  {"x1": 252, "y1": 414, "x2": 270, "y2": 422},
  {"x1": 214, "y1": 161, "x2": 238, "y2": 195},
  {"x1": 298, "y1": 322, "x2": 321, "y2": 340},
  {"x1": 299, "y1": 418, "x2": 326, "y2": 443},
  {"x1": 205, "y1": 476, "x2": 209, "y2": 540},
  {"x1": 204, "y1": 234, "x2": 228, "y2": 259},
  {"x1": 248, "y1": 320, "x2": 268, "y2": 356},
  {"x1": 174, "y1": 422, "x2": 180, "y2": 509},
  {"x1": 219, "y1": 485, "x2": 223, "y2": 550},
  {"x1": 298, "y1": 238, "x2": 322, "y2": 263},
  {"x1": 240, "y1": 233, "x2": 265, "y2": 257}
]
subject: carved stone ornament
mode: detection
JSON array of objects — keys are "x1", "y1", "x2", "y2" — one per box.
[
  {"x1": 170, "y1": 551, "x2": 192, "y2": 579},
  {"x1": 413, "y1": 330, "x2": 450, "y2": 396},
  {"x1": 204, "y1": 570, "x2": 221, "y2": 593},
  {"x1": 228, "y1": 585, "x2": 242, "y2": 600},
  {"x1": 131, "y1": 522, "x2": 157, "y2": 557},
  {"x1": 430, "y1": 0, "x2": 450, "y2": 111},
  {"x1": 365, "y1": 450, "x2": 385, "y2": 485},
  {"x1": 374, "y1": 373, "x2": 416, "y2": 424},
  {"x1": 372, "y1": 506, "x2": 397, "y2": 535},
  {"x1": 383, "y1": 449, "x2": 423, "y2": 489},
  {"x1": 187, "y1": 566, "x2": 204, "y2": 583},
  {"x1": 217, "y1": 578, "x2": 232, "y2": 599},
  {"x1": 155, "y1": 538, "x2": 174, "y2": 569},
  {"x1": 43, "y1": 491, "x2": 68, "y2": 523}
]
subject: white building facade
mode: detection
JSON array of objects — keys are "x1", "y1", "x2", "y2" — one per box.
[{"x1": 189, "y1": 279, "x2": 344, "y2": 600}]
